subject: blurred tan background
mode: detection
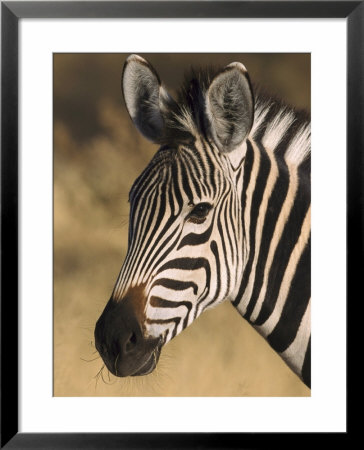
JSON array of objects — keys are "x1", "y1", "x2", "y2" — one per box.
[{"x1": 54, "y1": 53, "x2": 310, "y2": 397}]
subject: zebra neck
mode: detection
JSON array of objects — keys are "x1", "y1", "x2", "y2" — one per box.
[{"x1": 231, "y1": 137, "x2": 311, "y2": 385}]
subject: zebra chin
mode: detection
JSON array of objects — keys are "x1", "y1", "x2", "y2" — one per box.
[
  {"x1": 94, "y1": 287, "x2": 163, "y2": 377},
  {"x1": 109, "y1": 343, "x2": 162, "y2": 378}
]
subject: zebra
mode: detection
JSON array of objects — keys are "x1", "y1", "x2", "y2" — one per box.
[{"x1": 95, "y1": 54, "x2": 311, "y2": 388}]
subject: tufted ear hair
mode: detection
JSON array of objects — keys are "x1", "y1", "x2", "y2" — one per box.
[
  {"x1": 205, "y1": 62, "x2": 254, "y2": 153},
  {"x1": 122, "y1": 54, "x2": 175, "y2": 143}
]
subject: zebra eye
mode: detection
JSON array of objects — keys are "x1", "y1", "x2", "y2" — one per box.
[{"x1": 188, "y1": 202, "x2": 212, "y2": 224}]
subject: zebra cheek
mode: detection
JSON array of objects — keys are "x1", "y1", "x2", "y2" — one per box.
[{"x1": 144, "y1": 298, "x2": 192, "y2": 344}]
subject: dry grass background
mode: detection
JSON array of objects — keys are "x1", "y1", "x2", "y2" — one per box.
[{"x1": 54, "y1": 53, "x2": 311, "y2": 397}]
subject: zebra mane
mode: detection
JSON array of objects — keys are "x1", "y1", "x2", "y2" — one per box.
[
  {"x1": 250, "y1": 89, "x2": 311, "y2": 166},
  {"x1": 160, "y1": 66, "x2": 218, "y2": 145},
  {"x1": 160, "y1": 65, "x2": 310, "y2": 167}
]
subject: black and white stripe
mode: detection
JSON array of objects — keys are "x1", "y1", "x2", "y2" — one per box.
[
  {"x1": 232, "y1": 98, "x2": 311, "y2": 385},
  {"x1": 111, "y1": 55, "x2": 311, "y2": 386}
]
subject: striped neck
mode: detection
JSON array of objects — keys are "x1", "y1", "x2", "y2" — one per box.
[{"x1": 231, "y1": 102, "x2": 311, "y2": 385}]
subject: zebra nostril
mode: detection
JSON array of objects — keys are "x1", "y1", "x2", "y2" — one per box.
[{"x1": 124, "y1": 332, "x2": 137, "y2": 353}]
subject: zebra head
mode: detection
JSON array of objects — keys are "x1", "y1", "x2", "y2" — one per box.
[{"x1": 95, "y1": 55, "x2": 254, "y2": 377}]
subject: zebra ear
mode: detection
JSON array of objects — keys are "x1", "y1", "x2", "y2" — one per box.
[
  {"x1": 206, "y1": 62, "x2": 254, "y2": 153},
  {"x1": 122, "y1": 55, "x2": 173, "y2": 143}
]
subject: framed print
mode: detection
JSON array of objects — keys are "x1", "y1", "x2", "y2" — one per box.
[
  {"x1": 53, "y1": 51, "x2": 312, "y2": 399},
  {"x1": 1, "y1": 1, "x2": 361, "y2": 448}
]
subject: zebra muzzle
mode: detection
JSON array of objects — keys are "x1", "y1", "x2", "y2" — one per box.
[{"x1": 94, "y1": 293, "x2": 161, "y2": 377}]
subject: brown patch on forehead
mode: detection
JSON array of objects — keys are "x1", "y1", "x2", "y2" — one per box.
[{"x1": 113, "y1": 283, "x2": 148, "y2": 330}]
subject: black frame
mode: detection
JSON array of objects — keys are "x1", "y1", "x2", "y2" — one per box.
[{"x1": 1, "y1": 1, "x2": 360, "y2": 448}]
